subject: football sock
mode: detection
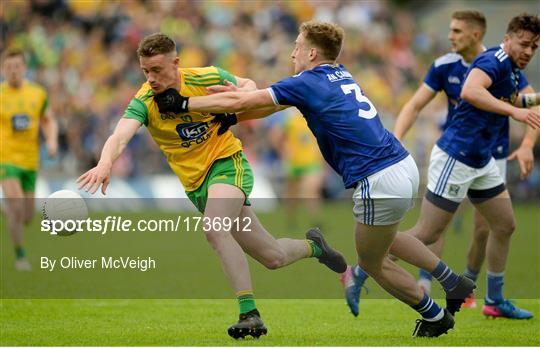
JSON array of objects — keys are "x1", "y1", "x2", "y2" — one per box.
[
  {"x1": 306, "y1": 239, "x2": 322, "y2": 258},
  {"x1": 463, "y1": 267, "x2": 479, "y2": 283},
  {"x1": 353, "y1": 264, "x2": 369, "y2": 282},
  {"x1": 485, "y1": 271, "x2": 504, "y2": 304},
  {"x1": 419, "y1": 268, "x2": 433, "y2": 281},
  {"x1": 237, "y1": 290, "x2": 257, "y2": 314},
  {"x1": 15, "y1": 246, "x2": 25, "y2": 259},
  {"x1": 411, "y1": 292, "x2": 444, "y2": 322},
  {"x1": 430, "y1": 261, "x2": 460, "y2": 292}
]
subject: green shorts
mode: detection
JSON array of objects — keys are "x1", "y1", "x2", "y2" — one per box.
[
  {"x1": 287, "y1": 163, "x2": 322, "y2": 179},
  {"x1": 187, "y1": 151, "x2": 254, "y2": 214},
  {"x1": 0, "y1": 164, "x2": 37, "y2": 192}
]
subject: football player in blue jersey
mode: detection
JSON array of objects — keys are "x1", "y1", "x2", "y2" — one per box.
[
  {"x1": 154, "y1": 21, "x2": 477, "y2": 337},
  {"x1": 397, "y1": 13, "x2": 539, "y2": 320},
  {"x1": 344, "y1": 11, "x2": 539, "y2": 315}
]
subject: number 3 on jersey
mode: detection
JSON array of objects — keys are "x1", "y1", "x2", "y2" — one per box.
[{"x1": 341, "y1": 83, "x2": 378, "y2": 119}]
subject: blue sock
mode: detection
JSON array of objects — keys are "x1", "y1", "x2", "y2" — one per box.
[
  {"x1": 486, "y1": 271, "x2": 504, "y2": 304},
  {"x1": 411, "y1": 292, "x2": 444, "y2": 321},
  {"x1": 430, "y1": 261, "x2": 460, "y2": 292},
  {"x1": 353, "y1": 265, "x2": 369, "y2": 282},
  {"x1": 419, "y1": 268, "x2": 433, "y2": 281},
  {"x1": 463, "y1": 267, "x2": 479, "y2": 283}
]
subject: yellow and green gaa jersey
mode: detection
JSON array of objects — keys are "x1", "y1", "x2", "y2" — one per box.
[
  {"x1": 123, "y1": 66, "x2": 243, "y2": 192},
  {"x1": 0, "y1": 81, "x2": 48, "y2": 170},
  {"x1": 284, "y1": 111, "x2": 323, "y2": 167}
]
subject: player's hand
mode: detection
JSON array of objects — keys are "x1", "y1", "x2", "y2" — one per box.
[
  {"x1": 511, "y1": 108, "x2": 540, "y2": 129},
  {"x1": 508, "y1": 145, "x2": 534, "y2": 180},
  {"x1": 154, "y1": 88, "x2": 189, "y2": 114},
  {"x1": 77, "y1": 161, "x2": 112, "y2": 195},
  {"x1": 212, "y1": 113, "x2": 238, "y2": 135},
  {"x1": 206, "y1": 80, "x2": 238, "y2": 95}
]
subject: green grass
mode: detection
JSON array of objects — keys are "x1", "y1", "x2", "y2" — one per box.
[
  {"x1": 1, "y1": 201, "x2": 539, "y2": 345},
  {"x1": 1, "y1": 299, "x2": 539, "y2": 345}
]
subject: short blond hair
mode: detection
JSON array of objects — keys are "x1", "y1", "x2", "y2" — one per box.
[
  {"x1": 299, "y1": 21, "x2": 344, "y2": 61},
  {"x1": 452, "y1": 10, "x2": 487, "y2": 38},
  {"x1": 137, "y1": 33, "x2": 176, "y2": 57}
]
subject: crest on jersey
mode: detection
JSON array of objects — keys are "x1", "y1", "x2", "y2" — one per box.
[{"x1": 448, "y1": 76, "x2": 461, "y2": 84}]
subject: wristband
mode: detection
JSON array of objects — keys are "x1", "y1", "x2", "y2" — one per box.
[{"x1": 524, "y1": 93, "x2": 537, "y2": 108}]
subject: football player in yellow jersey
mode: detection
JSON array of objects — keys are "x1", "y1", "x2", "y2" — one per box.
[
  {"x1": 0, "y1": 49, "x2": 58, "y2": 271},
  {"x1": 77, "y1": 33, "x2": 346, "y2": 339},
  {"x1": 269, "y1": 109, "x2": 324, "y2": 228}
]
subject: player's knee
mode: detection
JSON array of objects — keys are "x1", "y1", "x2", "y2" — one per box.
[
  {"x1": 6, "y1": 206, "x2": 25, "y2": 224},
  {"x1": 415, "y1": 230, "x2": 440, "y2": 245},
  {"x1": 491, "y1": 218, "x2": 515, "y2": 239},
  {"x1": 23, "y1": 211, "x2": 34, "y2": 225},
  {"x1": 409, "y1": 223, "x2": 441, "y2": 245},
  {"x1": 204, "y1": 230, "x2": 228, "y2": 249}
]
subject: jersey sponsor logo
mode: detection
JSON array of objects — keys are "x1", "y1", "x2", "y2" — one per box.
[
  {"x1": 448, "y1": 184, "x2": 460, "y2": 197},
  {"x1": 11, "y1": 114, "x2": 30, "y2": 131},
  {"x1": 176, "y1": 122, "x2": 210, "y2": 148},
  {"x1": 447, "y1": 76, "x2": 461, "y2": 84}
]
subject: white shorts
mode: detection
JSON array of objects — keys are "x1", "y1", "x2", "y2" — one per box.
[
  {"x1": 495, "y1": 159, "x2": 507, "y2": 183},
  {"x1": 426, "y1": 145, "x2": 506, "y2": 212},
  {"x1": 352, "y1": 155, "x2": 419, "y2": 225}
]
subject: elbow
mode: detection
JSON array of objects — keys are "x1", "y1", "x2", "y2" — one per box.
[{"x1": 460, "y1": 88, "x2": 475, "y2": 103}]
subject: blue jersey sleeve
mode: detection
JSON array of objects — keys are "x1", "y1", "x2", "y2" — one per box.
[
  {"x1": 423, "y1": 62, "x2": 443, "y2": 92},
  {"x1": 269, "y1": 73, "x2": 309, "y2": 109},
  {"x1": 518, "y1": 71, "x2": 529, "y2": 91},
  {"x1": 471, "y1": 53, "x2": 500, "y2": 84}
]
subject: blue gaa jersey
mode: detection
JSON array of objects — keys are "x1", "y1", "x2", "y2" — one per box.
[
  {"x1": 268, "y1": 64, "x2": 409, "y2": 189},
  {"x1": 437, "y1": 45, "x2": 527, "y2": 168},
  {"x1": 423, "y1": 52, "x2": 469, "y2": 130}
]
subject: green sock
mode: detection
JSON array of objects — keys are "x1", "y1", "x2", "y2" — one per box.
[
  {"x1": 307, "y1": 240, "x2": 322, "y2": 258},
  {"x1": 15, "y1": 246, "x2": 25, "y2": 259},
  {"x1": 237, "y1": 291, "x2": 257, "y2": 314}
]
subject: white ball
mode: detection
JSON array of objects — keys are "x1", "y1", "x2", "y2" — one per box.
[{"x1": 42, "y1": 190, "x2": 88, "y2": 236}]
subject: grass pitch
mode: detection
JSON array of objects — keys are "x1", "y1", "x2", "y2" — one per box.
[
  {"x1": 1, "y1": 299, "x2": 539, "y2": 345},
  {"x1": 1, "y1": 201, "x2": 539, "y2": 345}
]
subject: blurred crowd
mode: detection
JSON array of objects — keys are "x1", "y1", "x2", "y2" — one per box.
[{"x1": 2, "y1": 0, "x2": 539, "y2": 199}]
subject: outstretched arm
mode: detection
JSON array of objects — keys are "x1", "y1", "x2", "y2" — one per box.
[
  {"x1": 189, "y1": 89, "x2": 277, "y2": 114},
  {"x1": 461, "y1": 68, "x2": 540, "y2": 129},
  {"x1": 206, "y1": 79, "x2": 287, "y2": 120},
  {"x1": 394, "y1": 85, "x2": 437, "y2": 140},
  {"x1": 77, "y1": 118, "x2": 141, "y2": 194},
  {"x1": 237, "y1": 105, "x2": 289, "y2": 122}
]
